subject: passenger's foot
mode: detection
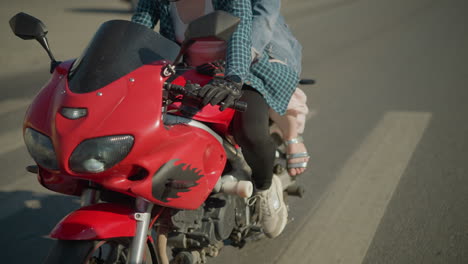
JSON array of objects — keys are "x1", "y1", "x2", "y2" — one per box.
[
  {"x1": 258, "y1": 175, "x2": 288, "y2": 238},
  {"x1": 285, "y1": 136, "x2": 309, "y2": 176}
]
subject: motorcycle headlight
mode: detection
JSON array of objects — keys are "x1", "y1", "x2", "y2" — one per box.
[
  {"x1": 69, "y1": 135, "x2": 134, "y2": 173},
  {"x1": 24, "y1": 128, "x2": 59, "y2": 170}
]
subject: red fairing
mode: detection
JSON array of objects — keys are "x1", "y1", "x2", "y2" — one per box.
[
  {"x1": 26, "y1": 60, "x2": 227, "y2": 210},
  {"x1": 27, "y1": 61, "x2": 87, "y2": 196},
  {"x1": 50, "y1": 203, "x2": 137, "y2": 240},
  {"x1": 37, "y1": 167, "x2": 86, "y2": 196}
]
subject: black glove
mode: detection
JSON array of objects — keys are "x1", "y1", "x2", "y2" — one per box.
[
  {"x1": 199, "y1": 76, "x2": 243, "y2": 111},
  {"x1": 196, "y1": 60, "x2": 225, "y2": 78}
]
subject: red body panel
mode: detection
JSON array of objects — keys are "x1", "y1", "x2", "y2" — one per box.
[
  {"x1": 27, "y1": 60, "x2": 230, "y2": 210},
  {"x1": 49, "y1": 203, "x2": 136, "y2": 240}
]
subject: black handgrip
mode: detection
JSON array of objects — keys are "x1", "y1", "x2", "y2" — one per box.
[
  {"x1": 165, "y1": 83, "x2": 186, "y2": 94},
  {"x1": 299, "y1": 79, "x2": 315, "y2": 85},
  {"x1": 231, "y1": 100, "x2": 247, "y2": 112}
]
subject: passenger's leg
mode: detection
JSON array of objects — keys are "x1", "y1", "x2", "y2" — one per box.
[
  {"x1": 269, "y1": 110, "x2": 309, "y2": 176},
  {"x1": 231, "y1": 88, "x2": 275, "y2": 191},
  {"x1": 231, "y1": 88, "x2": 287, "y2": 238}
]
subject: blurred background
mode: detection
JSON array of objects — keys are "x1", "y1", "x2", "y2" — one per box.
[{"x1": 1, "y1": 0, "x2": 468, "y2": 263}]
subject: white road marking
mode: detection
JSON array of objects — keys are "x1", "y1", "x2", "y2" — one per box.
[
  {"x1": 0, "y1": 98, "x2": 30, "y2": 116},
  {"x1": 277, "y1": 111, "x2": 431, "y2": 264},
  {"x1": 24, "y1": 199, "x2": 42, "y2": 209}
]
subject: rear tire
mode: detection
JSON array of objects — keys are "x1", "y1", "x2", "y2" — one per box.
[{"x1": 43, "y1": 238, "x2": 156, "y2": 264}]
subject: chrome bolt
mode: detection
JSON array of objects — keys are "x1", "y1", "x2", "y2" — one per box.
[
  {"x1": 97, "y1": 92, "x2": 103, "y2": 96},
  {"x1": 162, "y1": 64, "x2": 176, "y2": 77},
  {"x1": 130, "y1": 78, "x2": 135, "y2": 82}
]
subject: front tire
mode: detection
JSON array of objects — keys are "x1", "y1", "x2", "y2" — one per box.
[{"x1": 43, "y1": 238, "x2": 156, "y2": 264}]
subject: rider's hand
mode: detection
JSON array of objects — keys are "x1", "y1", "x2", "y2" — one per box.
[
  {"x1": 196, "y1": 60, "x2": 225, "y2": 78},
  {"x1": 198, "y1": 75, "x2": 243, "y2": 111}
]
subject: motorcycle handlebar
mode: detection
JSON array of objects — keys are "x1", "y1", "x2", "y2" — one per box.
[
  {"x1": 165, "y1": 83, "x2": 186, "y2": 94},
  {"x1": 229, "y1": 100, "x2": 247, "y2": 112},
  {"x1": 165, "y1": 83, "x2": 248, "y2": 112}
]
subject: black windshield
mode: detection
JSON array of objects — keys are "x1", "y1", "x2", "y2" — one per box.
[{"x1": 68, "y1": 20, "x2": 180, "y2": 94}]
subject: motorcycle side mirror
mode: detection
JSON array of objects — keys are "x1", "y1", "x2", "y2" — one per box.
[
  {"x1": 9, "y1": 12, "x2": 60, "y2": 73},
  {"x1": 172, "y1": 11, "x2": 240, "y2": 65},
  {"x1": 9, "y1": 12, "x2": 48, "y2": 40}
]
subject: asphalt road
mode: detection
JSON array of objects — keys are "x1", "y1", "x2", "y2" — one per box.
[{"x1": 1, "y1": 0, "x2": 468, "y2": 263}]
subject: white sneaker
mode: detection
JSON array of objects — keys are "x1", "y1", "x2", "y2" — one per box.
[{"x1": 257, "y1": 175, "x2": 288, "y2": 238}]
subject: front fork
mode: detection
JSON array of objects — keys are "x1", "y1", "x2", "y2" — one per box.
[
  {"x1": 128, "y1": 198, "x2": 154, "y2": 264},
  {"x1": 80, "y1": 187, "x2": 154, "y2": 264}
]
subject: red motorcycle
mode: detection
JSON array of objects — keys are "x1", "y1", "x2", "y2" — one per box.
[{"x1": 9, "y1": 11, "x2": 304, "y2": 264}]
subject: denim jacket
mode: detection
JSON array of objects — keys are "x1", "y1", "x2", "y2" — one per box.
[{"x1": 251, "y1": 0, "x2": 303, "y2": 75}]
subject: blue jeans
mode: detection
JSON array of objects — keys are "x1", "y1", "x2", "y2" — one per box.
[{"x1": 251, "y1": 0, "x2": 303, "y2": 75}]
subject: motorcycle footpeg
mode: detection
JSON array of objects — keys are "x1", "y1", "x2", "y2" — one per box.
[
  {"x1": 243, "y1": 227, "x2": 265, "y2": 243},
  {"x1": 286, "y1": 182, "x2": 305, "y2": 198},
  {"x1": 249, "y1": 225, "x2": 263, "y2": 233},
  {"x1": 26, "y1": 165, "x2": 38, "y2": 174}
]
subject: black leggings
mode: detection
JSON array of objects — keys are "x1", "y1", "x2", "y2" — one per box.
[{"x1": 231, "y1": 88, "x2": 275, "y2": 191}]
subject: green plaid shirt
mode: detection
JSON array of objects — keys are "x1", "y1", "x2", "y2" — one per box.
[{"x1": 132, "y1": 0, "x2": 298, "y2": 114}]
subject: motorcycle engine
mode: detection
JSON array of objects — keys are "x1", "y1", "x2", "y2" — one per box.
[{"x1": 167, "y1": 193, "x2": 247, "y2": 250}]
